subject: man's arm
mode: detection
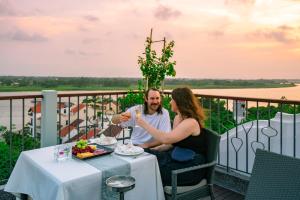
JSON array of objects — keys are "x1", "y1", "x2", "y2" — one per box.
[{"x1": 111, "y1": 112, "x2": 131, "y2": 125}]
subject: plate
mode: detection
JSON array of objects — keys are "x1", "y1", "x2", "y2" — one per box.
[
  {"x1": 91, "y1": 137, "x2": 117, "y2": 146},
  {"x1": 73, "y1": 143, "x2": 113, "y2": 160},
  {"x1": 114, "y1": 144, "x2": 144, "y2": 156}
]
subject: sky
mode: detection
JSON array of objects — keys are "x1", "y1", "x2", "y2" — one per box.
[{"x1": 0, "y1": 0, "x2": 300, "y2": 79}]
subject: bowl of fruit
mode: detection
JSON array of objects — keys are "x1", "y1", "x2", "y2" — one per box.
[{"x1": 72, "y1": 139, "x2": 113, "y2": 159}]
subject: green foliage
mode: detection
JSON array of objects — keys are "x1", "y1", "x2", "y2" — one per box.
[
  {"x1": 202, "y1": 100, "x2": 300, "y2": 135},
  {"x1": 118, "y1": 81, "x2": 145, "y2": 112},
  {"x1": 3, "y1": 129, "x2": 40, "y2": 151},
  {"x1": 201, "y1": 98, "x2": 235, "y2": 134},
  {"x1": 0, "y1": 129, "x2": 40, "y2": 182},
  {"x1": 83, "y1": 96, "x2": 113, "y2": 105},
  {"x1": 0, "y1": 141, "x2": 20, "y2": 182},
  {"x1": 0, "y1": 125, "x2": 6, "y2": 132},
  {"x1": 138, "y1": 37, "x2": 176, "y2": 89},
  {"x1": 246, "y1": 104, "x2": 300, "y2": 121},
  {"x1": 162, "y1": 95, "x2": 176, "y2": 121}
]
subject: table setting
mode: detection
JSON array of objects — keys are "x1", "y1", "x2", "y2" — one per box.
[{"x1": 4, "y1": 138, "x2": 165, "y2": 200}]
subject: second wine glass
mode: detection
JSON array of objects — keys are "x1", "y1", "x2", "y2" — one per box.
[
  {"x1": 134, "y1": 105, "x2": 142, "y2": 127},
  {"x1": 105, "y1": 108, "x2": 115, "y2": 125}
]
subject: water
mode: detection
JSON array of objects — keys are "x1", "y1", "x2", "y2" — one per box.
[{"x1": 192, "y1": 84, "x2": 300, "y2": 101}]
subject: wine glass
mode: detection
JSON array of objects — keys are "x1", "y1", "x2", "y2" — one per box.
[
  {"x1": 105, "y1": 108, "x2": 115, "y2": 125},
  {"x1": 88, "y1": 115, "x2": 102, "y2": 142},
  {"x1": 89, "y1": 115, "x2": 100, "y2": 128},
  {"x1": 134, "y1": 105, "x2": 142, "y2": 127}
]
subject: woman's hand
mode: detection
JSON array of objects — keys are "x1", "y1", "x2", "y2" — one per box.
[
  {"x1": 151, "y1": 144, "x2": 173, "y2": 151},
  {"x1": 138, "y1": 143, "x2": 149, "y2": 148}
]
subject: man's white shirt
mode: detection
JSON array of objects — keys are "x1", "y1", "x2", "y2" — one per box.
[{"x1": 120, "y1": 105, "x2": 171, "y2": 144}]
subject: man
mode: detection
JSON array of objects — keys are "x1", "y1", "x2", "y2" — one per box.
[{"x1": 112, "y1": 88, "x2": 171, "y2": 147}]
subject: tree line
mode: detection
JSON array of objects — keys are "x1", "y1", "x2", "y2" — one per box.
[{"x1": 0, "y1": 76, "x2": 296, "y2": 91}]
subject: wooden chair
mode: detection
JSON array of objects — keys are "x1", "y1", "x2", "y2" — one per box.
[
  {"x1": 245, "y1": 149, "x2": 300, "y2": 200},
  {"x1": 164, "y1": 128, "x2": 221, "y2": 200}
]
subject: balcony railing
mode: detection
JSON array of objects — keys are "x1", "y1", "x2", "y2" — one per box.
[{"x1": 1, "y1": 90, "x2": 300, "y2": 189}]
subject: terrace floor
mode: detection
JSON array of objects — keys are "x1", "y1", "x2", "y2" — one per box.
[
  {"x1": 1, "y1": 184, "x2": 244, "y2": 200},
  {"x1": 213, "y1": 185, "x2": 244, "y2": 200}
]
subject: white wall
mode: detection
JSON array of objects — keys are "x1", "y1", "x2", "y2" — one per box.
[{"x1": 219, "y1": 112, "x2": 300, "y2": 173}]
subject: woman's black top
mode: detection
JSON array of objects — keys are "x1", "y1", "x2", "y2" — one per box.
[{"x1": 172, "y1": 129, "x2": 206, "y2": 156}]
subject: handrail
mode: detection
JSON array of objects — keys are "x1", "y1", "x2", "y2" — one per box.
[
  {"x1": 57, "y1": 91, "x2": 130, "y2": 97},
  {"x1": 163, "y1": 91, "x2": 300, "y2": 104},
  {"x1": 0, "y1": 91, "x2": 130, "y2": 100},
  {"x1": 0, "y1": 94, "x2": 43, "y2": 100},
  {"x1": 1, "y1": 90, "x2": 300, "y2": 104}
]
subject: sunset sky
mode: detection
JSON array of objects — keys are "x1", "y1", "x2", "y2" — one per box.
[{"x1": 0, "y1": 0, "x2": 300, "y2": 79}]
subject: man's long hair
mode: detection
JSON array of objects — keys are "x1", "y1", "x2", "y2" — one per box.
[
  {"x1": 171, "y1": 87, "x2": 206, "y2": 128},
  {"x1": 143, "y1": 88, "x2": 163, "y2": 115}
]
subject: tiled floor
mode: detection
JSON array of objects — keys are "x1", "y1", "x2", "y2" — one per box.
[
  {"x1": 1, "y1": 185, "x2": 244, "y2": 200},
  {"x1": 213, "y1": 185, "x2": 244, "y2": 200}
]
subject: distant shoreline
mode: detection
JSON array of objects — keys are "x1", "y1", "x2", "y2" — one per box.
[
  {"x1": 0, "y1": 84, "x2": 296, "y2": 92},
  {"x1": 0, "y1": 76, "x2": 296, "y2": 92}
]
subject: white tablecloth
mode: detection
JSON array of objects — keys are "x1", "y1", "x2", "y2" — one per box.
[{"x1": 5, "y1": 145, "x2": 165, "y2": 200}]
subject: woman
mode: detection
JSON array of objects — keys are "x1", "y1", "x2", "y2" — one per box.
[{"x1": 136, "y1": 87, "x2": 207, "y2": 186}]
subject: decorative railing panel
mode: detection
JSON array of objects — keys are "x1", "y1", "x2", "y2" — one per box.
[{"x1": 1, "y1": 91, "x2": 300, "y2": 184}]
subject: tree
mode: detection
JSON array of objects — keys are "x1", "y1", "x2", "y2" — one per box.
[{"x1": 138, "y1": 29, "x2": 176, "y2": 90}]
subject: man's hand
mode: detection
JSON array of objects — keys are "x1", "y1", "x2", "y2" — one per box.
[
  {"x1": 120, "y1": 112, "x2": 131, "y2": 122},
  {"x1": 112, "y1": 112, "x2": 131, "y2": 124}
]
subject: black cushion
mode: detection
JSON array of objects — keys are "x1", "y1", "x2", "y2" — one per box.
[{"x1": 0, "y1": 190, "x2": 16, "y2": 200}]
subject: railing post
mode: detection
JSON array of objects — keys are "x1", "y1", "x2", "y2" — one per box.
[{"x1": 41, "y1": 90, "x2": 57, "y2": 147}]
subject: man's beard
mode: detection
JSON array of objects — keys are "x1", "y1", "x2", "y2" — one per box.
[{"x1": 149, "y1": 103, "x2": 159, "y2": 111}]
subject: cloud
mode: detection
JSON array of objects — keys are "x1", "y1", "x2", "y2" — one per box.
[
  {"x1": 125, "y1": 33, "x2": 141, "y2": 40},
  {"x1": 83, "y1": 15, "x2": 100, "y2": 22},
  {"x1": 64, "y1": 49, "x2": 101, "y2": 56},
  {"x1": 0, "y1": 0, "x2": 16, "y2": 16},
  {"x1": 78, "y1": 25, "x2": 89, "y2": 32},
  {"x1": 154, "y1": 5, "x2": 181, "y2": 20},
  {"x1": 224, "y1": 0, "x2": 255, "y2": 6},
  {"x1": 208, "y1": 30, "x2": 225, "y2": 38},
  {"x1": 12, "y1": 29, "x2": 48, "y2": 42},
  {"x1": 224, "y1": 0, "x2": 255, "y2": 17},
  {"x1": 78, "y1": 50, "x2": 101, "y2": 56},
  {"x1": 247, "y1": 26, "x2": 299, "y2": 43},
  {"x1": 82, "y1": 38, "x2": 100, "y2": 44},
  {"x1": 0, "y1": 28, "x2": 48, "y2": 42},
  {"x1": 278, "y1": 25, "x2": 294, "y2": 31},
  {"x1": 65, "y1": 49, "x2": 76, "y2": 55}
]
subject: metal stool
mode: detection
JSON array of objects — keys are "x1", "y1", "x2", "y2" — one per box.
[{"x1": 106, "y1": 175, "x2": 135, "y2": 200}]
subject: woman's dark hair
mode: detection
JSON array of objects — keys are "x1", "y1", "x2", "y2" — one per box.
[
  {"x1": 143, "y1": 88, "x2": 163, "y2": 114},
  {"x1": 171, "y1": 87, "x2": 205, "y2": 128}
]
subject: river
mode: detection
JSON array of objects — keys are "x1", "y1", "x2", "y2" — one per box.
[{"x1": 192, "y1": 84, "x2": 300, "y2": 101}]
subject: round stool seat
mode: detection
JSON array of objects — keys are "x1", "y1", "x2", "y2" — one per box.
[{"x1": 106, "y1": 175, "x2": 135, "y2": 200}]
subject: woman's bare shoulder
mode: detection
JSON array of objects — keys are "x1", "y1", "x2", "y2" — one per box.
[
  {"x1": 180, "y1": 118, "x2": 200, "y2": 134},
  {"x1": 182, "y1": 117, "x2": 198, "y2": 124}
]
